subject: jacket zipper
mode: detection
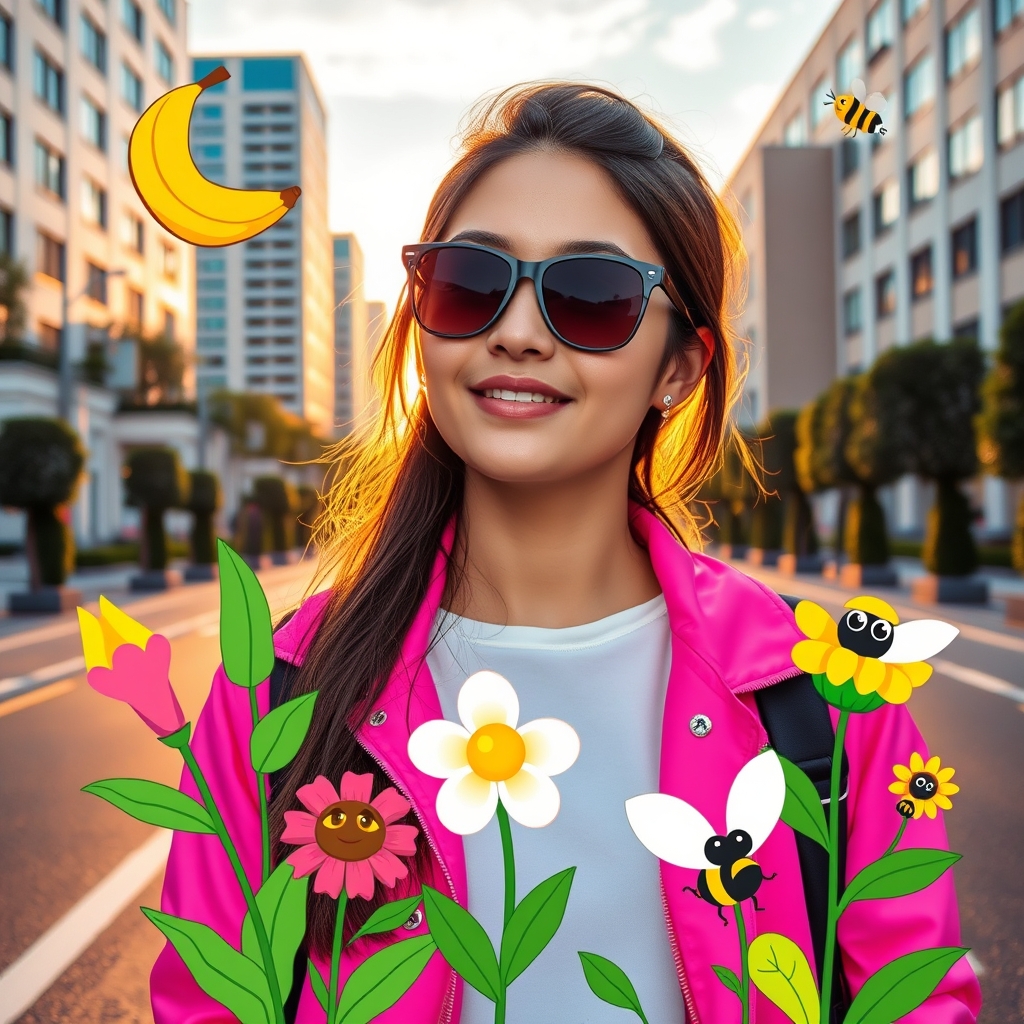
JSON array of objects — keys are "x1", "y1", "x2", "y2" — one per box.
[
  {"x1": 357, "y1": 737, "x2": 459, "y2": 1024},
  {"x1": 660, "y1": 876, "x2": 699, "y2": 1024}
]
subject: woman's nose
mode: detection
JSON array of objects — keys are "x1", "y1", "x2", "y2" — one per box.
[{"x1": 485, "y1": 279, "x2": 557, "y2": 359}]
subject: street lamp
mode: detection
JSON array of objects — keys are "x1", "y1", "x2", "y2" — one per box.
[{"x1": 58, "y1": 267, "x2": 128, "y2": 422}]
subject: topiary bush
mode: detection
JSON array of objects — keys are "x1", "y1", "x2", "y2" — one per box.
[
  {"x1": 254, "y1": 475, "x2": 298, "y2": 553},
  {"x1": 0, "y1": 417, "x2": 84, "y2": 587},
  {"x1": 187, "y1": 470, "x2": 221, "y2": 565},
  {"x1": 123, "y1": 448, "x2": 189, "y2": 571}
]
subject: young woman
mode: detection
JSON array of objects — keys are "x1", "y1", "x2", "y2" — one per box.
[{"x1": 153, "y1": 84, "x2": 980, "y2": 1024}]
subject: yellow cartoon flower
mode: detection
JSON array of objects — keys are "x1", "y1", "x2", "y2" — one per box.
[
  {"x1": 791, "y1": 597, "x2": 958, "y2": 705},
  {"x1": 889, "y1": 753, "x2": 959, "y2": 819}
]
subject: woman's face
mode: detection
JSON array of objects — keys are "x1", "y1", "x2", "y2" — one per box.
[{"x1": 419, "y1": 148, "x2": 707, "y2": 487}]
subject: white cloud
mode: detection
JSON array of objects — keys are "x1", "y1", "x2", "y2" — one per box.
[
  {"x1": 653, "y1": 0, "x2": 739, "y2": 72},
  {"x1": 746, "y1": 7, "x2": 780, "y2": 28}
]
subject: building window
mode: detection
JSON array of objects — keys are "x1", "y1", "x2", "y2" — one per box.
[
  {"x1": 161, "y1": 242, "x2": 178, "y2": 280},
  {"x1": 0, "y1": 13, "x2": 13, "y2": 71},
  {"x1": 902, "y1": 0, "x2": 927, "y2": 22},
  {"x1": 783, "y1": 112, "x2": 806, "y2": 146},
  {"x1": 34, "y1": 140, "x2": 64, "y2": 198},
  {"x1": 1001, "y1": 187, "x2": 1024, "y2": 251},
  {"x1": 163, "y1": 307, "x2": 175, "y2": 339},
  {"x1": 840, "y1": 137, "x2": 860, "y2": 179},
  {"x1": 873, "y1": 179, "x2": 900, "y2": 234},
  {"x1": 949, "y1": 115, "x2": 983, "y2": 179},
  {"x1": 81, "y1": 177, "x2": 106, "y2": 227},
  {"x1": 121, "y1": 211, "x2": 144, "y2": 253},
  {"x1": 157, "y1": 0, "x2": 175, "y2": 24},
  {"x1": 946, "y1": 8, "x2": 981, "y2": 79},
  {"x1": 197, "y1": 256, "x2": 226, "y2": 273},
  {"x1": 36, "y1": 230, "x2": 64, "y2": 281},
  {"x1": 80, "y1": 95, "x2": 106, "y2": 150},
  {"x1": 954, "y1": 318, "x2": 979, "y2": 338},
  {"x1": 198, "y1": 296, "x2": 226, "y2": 311},
  {"x1": 908, "y1": 148, "x2": 939, "y2": 205},
  {"x1": 242, "y1": 58, "x2": 294, "y2": 91},
  {"x1": 843, "y1": 288, "x2": 863, "y2": 335},
  {"x1": 911, "y1": 246, "x2": 934, "y2": 299},
  {"x1": 125, "y1": 286, "x2": 143, "y2": 327},
  {"x1": 876, "y1": 268, "x2": 897, "y2": 317},
  {"x1": 904, "y1": 54, "x2": 935, "y2": 117},
  {"x1": 122, "y1": 0, "x2": 144, "y2": 43},
  {"x1": 33, "y1": 51, "x2": 64, "y2": 115},
  {"x1": 37, "y1": 0, "x2": 63, "y2": 28},
  {"x1": 842, "y1": 210, "x2": 862, "y2": 257},
  {"x1": 998, "y1": 75, "x2": 1024, "y2": 148},
  {"x1": 996, "y1": 0, "x2": 1024, "y2": 32},
  {"x1": 121, "y1": 63, "x2": 144, "y2": 112},
  {"x1": 810, "y1": 77, "x2": 830, "y2": 128},
  {"x1": 836, "y1": 37, "x2": 863, "y2": 91},
  {"x1": 952, "y1": 218, "x2": 977, "y2": 277},
  {"x1": 867, "y1": 0, "x2": 894, "y2": 59},
  {"x1": 0, "y1": 111, "x2": 13, "y2": 165},
  {"x1": 86, "y1": 261, "x2": 107, "y2": 304},
  {"x1": 155, "y1": 39, "x2": 173, "y2": 84},
  {"x1": 80, "y1": 15, "x2": 106, "y2": 73},
  {"x1": 0, "y1": 208, "x2": 12, "y2": 256}
]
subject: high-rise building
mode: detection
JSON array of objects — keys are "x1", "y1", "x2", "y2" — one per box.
[
  {"x1": 1, "y1": 0, "x2": 192, "y2": 374},
  {"x1": 361, "y1": 298, "x2": 386, "y2": 427},
  {"x1": 332, "y1": 232, "x2": 367, "y2": 435},
  {"x1": 190, "y1": 53, "x2": 333, "y2": 435}
]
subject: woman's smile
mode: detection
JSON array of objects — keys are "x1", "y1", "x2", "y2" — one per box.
[{"x1": 470, "y1": 374, "x2": 572, "y2": 419}]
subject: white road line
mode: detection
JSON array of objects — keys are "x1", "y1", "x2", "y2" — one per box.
[
  {"x1": 0, "y1": 829, "x2": 172, "y2": 1024},
  {"x1": 932, "y1": 659, "x2": 1024, "y2": 703}
]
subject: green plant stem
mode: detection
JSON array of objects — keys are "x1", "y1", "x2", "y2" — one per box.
[
  {"x1": 883, "y1": 817, "x2": 908, "y2": 858},
  {"x1": 249, "y1": 687, "x2": 270, "y2": 884},
  {"x1": 494, "y1": 800, "x2": 517, "y2": 1024},
  {"x1": 327, "y1": 891, "x2": 349, "y2": 1024},
  {"x1": 818, "y1": 709, "x2": 850, "y2": 1024},
  {"x1": 734, "y1": 903, "x2": 750, "y2": 1024},
  {"x1": 180, "y1": 743, "x2": 284, "y2": 1024}
]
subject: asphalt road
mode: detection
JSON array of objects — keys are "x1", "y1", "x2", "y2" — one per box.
[{"x1": 0, "y1": 556, "x2": 1020, "y2": 1022}]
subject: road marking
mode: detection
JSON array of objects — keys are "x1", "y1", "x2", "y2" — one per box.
[
  {"x1": 932, "y1": 659, "x2": 1024, "y2": 703},
  {"x1": 966, "y1": 951, "x2": 986, "y2": 976},
  {"x1": 0, "y1": 829, "x2": 172, "y2": 1024},
  {"x1": 0, "y1": 680, "x2": 76, "y2": 718}
]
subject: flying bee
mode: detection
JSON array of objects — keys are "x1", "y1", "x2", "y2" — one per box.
[
  {"x1": 626, "y1": 750, "x2": 785, "y2": 926},
  {"x1": 826, "y1": 77, "x2": 887, "y2": 137}
]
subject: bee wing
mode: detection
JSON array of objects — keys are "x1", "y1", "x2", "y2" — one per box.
[
  {"x1": 851, "y1": 78, "x2": 866, "y2": 101},
  {"x1": 865, "y1": 92, "x2": 887, "y2": 113},
  {"x1": 725, "y1": 749, "x2": 785, "y2": 855},
  {"x1": 878, "y1": 619, "x2": 959, "y2": 663},
  {"x1": 625, "y1": 793, "x2": 715, "y2": 870}
]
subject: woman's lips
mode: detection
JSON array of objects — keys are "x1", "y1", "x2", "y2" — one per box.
[{"x1": 470, "y1": 388, "x2": 570, "y2": 419}]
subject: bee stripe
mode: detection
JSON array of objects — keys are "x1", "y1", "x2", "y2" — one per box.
[
  {"x1": 843, "y1": 98, "x2": 862, "y2": 126},
  {"x1": 855, "y1": 106, "x2": 872, "y2": 131},
  {"x1": 865, "y1": 111, "x2": 882, "y2": 133},
  {"x1": 705, "y1": 869, "x2": 736, "y2": 906},
  {"x1": 730, "y1": 857, "x2": 757, "y2": 879}
]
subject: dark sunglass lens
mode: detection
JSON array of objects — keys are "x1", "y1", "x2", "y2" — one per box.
[
  {"x1": 542, "y1": 259, "x2": 645, "y2": 349},
  {"x1": 412, "y1": 247, "x2": 511, "y2": 336}
]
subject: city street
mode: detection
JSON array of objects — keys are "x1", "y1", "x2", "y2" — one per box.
[{"x1": 0, "y1": 556, "x2": 1021, "y2": 1022}]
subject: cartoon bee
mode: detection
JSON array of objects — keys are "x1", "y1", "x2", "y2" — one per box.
[
  {"x1": 826, "y1": 78, "x2": 888, "y2": 137},
  {"x1": 625, "y1": 750, "x2": 785, "y2": 926}
]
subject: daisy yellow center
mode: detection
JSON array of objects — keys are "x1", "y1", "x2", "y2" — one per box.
[{"x1": 467, "y1": 723, "x2": 526, "y2": 782}]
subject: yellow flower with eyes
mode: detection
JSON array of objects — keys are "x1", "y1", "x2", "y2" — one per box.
[
  {"x1": 889, "y1": 753, "x2": 959, "y2": 819},
  {"x1": 791, "y1": 597, "x2": 958, "y2": 705}
]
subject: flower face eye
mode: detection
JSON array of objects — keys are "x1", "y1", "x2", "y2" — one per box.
[
  {"x1": 870, "y1": 619, "x2": 892, "y2": 642},
  {"x1": 322, "y1": 810, "x2": 346, "y2": 829},
  {"x1": 845, "y1": 610, "x2": 868, "y2": 631},
  {"x1": 357, "y1": 812, "x2": 380, "y2": 833},
  {"x1": 910, "y1": 772, "x2": 937, "y2": 797}
]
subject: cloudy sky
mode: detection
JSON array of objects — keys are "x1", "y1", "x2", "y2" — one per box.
[{"x1": 189, "y1": 0, "x2": 838, "y2": 306}]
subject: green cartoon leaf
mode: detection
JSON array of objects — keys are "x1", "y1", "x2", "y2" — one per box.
[
  {"x1": 82, "y1": 778, "x2": 215, "y2": 833},
  {"x1": 578, "y1": 952, "x2": 651, "y2": 1024},
  {"x1": 249, "y1": 692, "x2": 318, "y2": 773},
  {"x1": 217, "y1": 539, "x2": 274, "y2": 689},
  {"x1": 335, "y1": 934, "x2": 436, "y2": 1024},
  {"x1": 308, "y1": 960, "x2": 328, "y2": 1012},
  {"x1": 141, "y1": 907, "x2": 273, "y2": 1024},
  {"x1": 778, "y1": 756, "x2": 829, "y2": 849},
  {"x1": 348, "y1": 895, "x2": 423, "y2": 944},
  {"x1": 844, "y1": 946, "x2": 968, "y2": 1024},
  {"x1": 712, "y1": 964, "x2": 742, "y2": 997},
  {"x1": 500, "y1": 867, "x2": 575, "y2": 986},
  {"x1": 241, "y1": 861, "x2": 309, "y2": 1000},
  {"x1": 811, "y1": 672, "x2": 886, "y2": 713},
  {"x1": 839, "y1": 849, "x2": 962, "y2": 915},
  {"x1": 748, "y1": 933, "x2": 818, "y2": 1024},
  {"x1": 421, "y1": 886, "x2": 500, "y2": 1002}
]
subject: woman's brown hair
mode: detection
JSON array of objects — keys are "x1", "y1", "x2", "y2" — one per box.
[{"x1": 269, "y1": 82, "x2": 748, "y2": 956}]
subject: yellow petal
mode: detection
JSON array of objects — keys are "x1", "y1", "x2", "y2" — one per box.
[
  {"x1": 792, "y1": 639, "x2": 834, "y2": 674},
  {"x1": 854, "y1": 657, "x2": 886, "y2": 694},
  {"x1": 924, "y1": 800, "x2": 937, "y2": 819},
  {"x1": 913, "y1": 800, "x2": 925, "y2": 819},
  {"x1": 892, "y1": 764, "x2": 912, "y2": 782},
  {"x1": 77, "y1": 606, "x2": 111, "y2": 671},
  {"x1": 795, "y1": 601, "x2": 835, "y2": 641},
  {"x1": 826, "y1": 646, "x2": 858, "y2": 686},
  {"x1": 937, "y1": 766, "x2": 956, "y2": 783},
  {"x1": 934, "y1": 794, "x2": 953, "y2": 810},
  {"x1": 880, "y1": 668, "x2": 912, "y2": 704},
  {"x1": 909, "y1": 752, "x2": 924, "y2": 773},
  {"x1": 939, "y1": 782, "x2": 960, "y2": 796},
  {"x1": 98, "y1": 595, "x2": 152, "y2": 651},
  {"x1": 889, "y1": 781, "x2": 908, "y2": 794},
  {"x1": 924, "y1": 755, "x2": 941, "y2": 775},
  {"x1": 903, "y1": 661, "x2": 932, "y2": 687}
]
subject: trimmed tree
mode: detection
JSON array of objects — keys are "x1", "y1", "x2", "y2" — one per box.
[
  {"x1": 254, "y1": 476, "x2": 298, "y2": 556},
  {"x1": 0, "y1": 418, "x2": 84, "y2": 587},
  {"x1": 187, "y1": 470, "x2": 221, "y2": 566},
  {"x1": 123, "y1": 448, "x2": 190, "y2": 571}
]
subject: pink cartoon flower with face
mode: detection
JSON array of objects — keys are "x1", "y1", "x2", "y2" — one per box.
[{"x1": 281, "y1": 771, "x2": 419, "y2": 900}]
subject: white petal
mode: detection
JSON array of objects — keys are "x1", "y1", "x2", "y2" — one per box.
[
  {"x1": 498, "y1": 764, "x2": 561, "y2": 828},
  {"x1": 625, "y1": 793, "x2": 715, "y2": 870},
  {"x1": 408, "y1": 719, "x2": 470, "y2": 779},
  {"x1": 457, "y1": 670, "x2": 520, "y2": 732},
  {"x1": 518, "y1": 718, "x2": 580, "y2": 777},
  {"x1": 726, "y1": 750, "x2": 785, "y2": 854},
  {"x1": 436, "y1": 766, "x2": 498, "y2": 835},
  {"x1": 879, "y1": 620, "x2": 959, "y2": 663}
]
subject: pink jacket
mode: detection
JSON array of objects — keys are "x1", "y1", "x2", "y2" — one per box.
[{"x1": 152, "y1": 506, "x2": 981, "y2": 1023}]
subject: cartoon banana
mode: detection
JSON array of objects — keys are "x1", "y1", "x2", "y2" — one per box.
[{"x1": 129, "y1": 66, "x2": 300, "y2": 247}]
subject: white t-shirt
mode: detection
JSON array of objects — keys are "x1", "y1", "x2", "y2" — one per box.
[{"x1": 425, "y1": 594, "x2": 685, "y2": 1024}]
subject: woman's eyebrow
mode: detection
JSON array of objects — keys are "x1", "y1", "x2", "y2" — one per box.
[{"x1": 446, "y1": 229, "x2": 631, "y2": 259}]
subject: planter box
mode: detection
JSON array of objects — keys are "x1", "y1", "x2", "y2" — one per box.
[
  {"x1": 746, "y1": 548, "x2": 780, "y2": 567},
  {"x1": 1006, "y1": 596, "x2": 1024, "y2": 627},
  {"x1": 717, "y1": 544, "x2": 748, "y2": 560},
  {"x1": 911, "y1": 574, "x2": 989, "y2": 605},
  {"x1": 840, "y1": 563, "x2": 899, "y2": 588},
  {"x1": 8, "y1": 585, "x2": 83, "y2": 613},
  {"x1": 241, "y1": 554, "x2": 272, "y2": 571},
  {"x1": 130, "y1": 569, "x2": 184, "y2": 592},
  {"x1": 777, "y1": 553, "x2": 824, "y2": 576},
  {"x1": 184, "y1": 563, "x2": 218, "y2": 582},
  {"x1": 269, "y1": 550, "x2": 298, "y2": 566}
]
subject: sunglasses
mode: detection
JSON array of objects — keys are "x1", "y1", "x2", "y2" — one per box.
[{"x1": 402, "y1": 241, "x2": 668, "y2": 352}]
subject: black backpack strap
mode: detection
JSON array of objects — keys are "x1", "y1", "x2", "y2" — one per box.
[{"x1": 755, "y1": 595, "x2": 851, "y2": 1022}]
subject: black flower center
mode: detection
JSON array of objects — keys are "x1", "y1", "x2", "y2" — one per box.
[
  {"x1": 909, "y1": 772, "x2": 938, "y2": 799},
  {"x1": 837, "y1": 609, "x2": 895, "y2": 658}
]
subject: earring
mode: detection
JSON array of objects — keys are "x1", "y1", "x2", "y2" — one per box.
[{"x1": 661, "y1": 395, "x2": 673, "y2": 421}]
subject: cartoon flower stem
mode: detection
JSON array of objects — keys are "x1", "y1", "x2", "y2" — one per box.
[
  {"x1": 248, "y1": 687, "x2": 271, "y2": 883},
  {"x1": 496, "y1": 801, "x2": 516, "y2": 926},
  {"x1": 883, "y1": 818, "x2": 909, "y2": 857},
  {"x1": 327, "y1": 891, "x2": 349, "y2": 1024},
  {"x1": 733, "y1": 904, "x2": 750, "y2": 1024}
]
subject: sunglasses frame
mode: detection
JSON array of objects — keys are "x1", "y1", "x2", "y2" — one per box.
[{"x1": 402, "y1": 241, "x2": 667, "y2": 352}]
